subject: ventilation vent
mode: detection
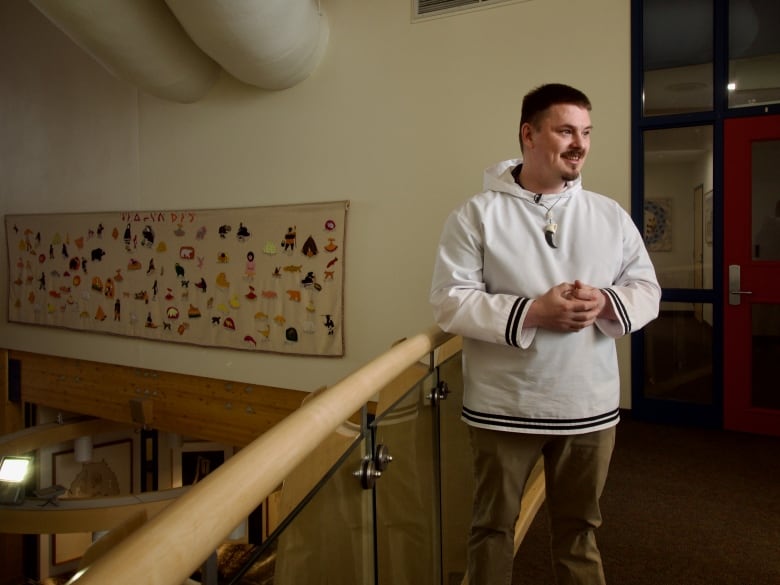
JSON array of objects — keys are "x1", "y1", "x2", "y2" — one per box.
[
  {"x1": 415, "y1": 0, "x2": 525, "y2": 18},
  {"x1": 417, "y1": 0, "x2": 480, "y2": 16}
]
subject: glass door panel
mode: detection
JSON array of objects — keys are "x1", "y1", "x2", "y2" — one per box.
[
  {"x1": 747, "y1": 138, "x2": 780, "y2": 413},
  {"x1": 635, "y1": 122, "x2": 720, "y2": 426},
  {"x1": 643, "y1": 126, "x2": 714, "y2": 290},
  {"x1": 751, "y1": 304, "x2": 780, "y2": 410},
  {"x1": 751, "y1": 140, "x2": 780, "y2": 260},
  {"x1": 643, "y1": 302, "x2": 714, "y2": 404}
]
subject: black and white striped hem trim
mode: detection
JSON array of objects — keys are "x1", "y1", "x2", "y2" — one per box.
[{"x1": 462, "y1": 406, "x2": 620, "y2": 432}]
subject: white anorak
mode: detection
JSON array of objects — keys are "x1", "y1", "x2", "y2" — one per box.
[{"x1": 430, "y1": 159, "x2": 660, "y2": 435}]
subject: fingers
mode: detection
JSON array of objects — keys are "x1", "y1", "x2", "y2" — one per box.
[
  {"x1": 557, "y1": 282, "x2": 577, "y2": 298},
  {"x1": 570, "y1": 280, "x2": 598, "y2": 300},
  {"x1": 562, "y1": 281, "x2": 603, "y2": 330},
  {"x1": 533, "y1": 282, "x2": 603, "y2": 332}
]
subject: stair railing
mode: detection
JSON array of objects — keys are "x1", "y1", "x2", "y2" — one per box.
[{"x1": 68, "y1": 325, "x2": 454, "y2": 585}]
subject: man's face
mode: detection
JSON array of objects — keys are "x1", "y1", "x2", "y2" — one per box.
[{"x1": 522, "y1": 103, "x2": 592, "y2": 185}]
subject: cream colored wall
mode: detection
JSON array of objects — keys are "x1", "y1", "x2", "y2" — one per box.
[{"x1": 0, "y1": 0, "x2": 634, "y2": 402}]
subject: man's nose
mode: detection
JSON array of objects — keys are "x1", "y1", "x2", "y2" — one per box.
[{"x1": 571, "y1": 132, "x2": 586, "y2": 147}]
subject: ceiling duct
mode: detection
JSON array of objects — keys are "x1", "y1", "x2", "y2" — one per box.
[
  {"x1": 26, "y1": 0, "x2": 329, "y2": 102},
  {"x1": 27, "y1": 0, "x2": 221, "y2": 103},
  {"x1": 165, "y1": 0, "x2": 329, "y2": 91}
]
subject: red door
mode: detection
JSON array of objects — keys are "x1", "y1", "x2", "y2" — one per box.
[{"x1": 723, "y1": 114, "x2": 780, "y2": 436}]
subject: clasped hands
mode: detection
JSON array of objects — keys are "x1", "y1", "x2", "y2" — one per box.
[{"x1": 525, "y1": 280, "x2": 615, "y2": 332}]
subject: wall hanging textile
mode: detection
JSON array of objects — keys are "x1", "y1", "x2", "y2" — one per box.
[{"x1": 6, "y1": 201, "x2": 348, "y2": 357}]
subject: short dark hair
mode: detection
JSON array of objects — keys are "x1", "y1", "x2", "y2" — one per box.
[{"x1": 519, "y1": 83, "x2": 592, "y2": 131}]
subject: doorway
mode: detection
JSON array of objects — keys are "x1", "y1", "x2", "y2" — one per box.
[
  {"x1": 631, "y1": 0, "x2": 780, "y2": 434},
  {"x1": 723, "y1": 114, "x2": 780, "y2": 436}
]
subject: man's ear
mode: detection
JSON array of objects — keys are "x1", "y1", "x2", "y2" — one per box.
[{"x1": 520, "y1": 122, "x2": 534, "y2": 150}]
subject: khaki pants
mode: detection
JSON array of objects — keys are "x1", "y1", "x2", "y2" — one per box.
[{"x1": 467, "y1": 425, "x2": 616, "y2": 585}]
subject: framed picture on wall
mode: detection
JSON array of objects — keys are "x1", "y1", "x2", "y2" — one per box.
[
  {"x1": 644, "y1": 198, "x2": 673, "y2": 252},
  {"x1": 172, "y1": 441, "x2": 232, "y2": 487},
  {"x1": 171, "y1": 440, "x2": 246, "y2": 542}
]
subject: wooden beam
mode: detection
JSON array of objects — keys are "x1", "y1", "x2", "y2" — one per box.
[
  {"x1": 0, "y1": 416, "x2": 126, "y2": 457},
  {"x1": 8, "y1": 351, "x2": 307, "y2": 446}
]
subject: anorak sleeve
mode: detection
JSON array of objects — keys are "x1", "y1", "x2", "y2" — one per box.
[
  {"x1": 596, "y1": 212, "x2": 661, "y2": 338},
  {"x1": 429, "y1": 207, "x2": 535, "y2": 348}
]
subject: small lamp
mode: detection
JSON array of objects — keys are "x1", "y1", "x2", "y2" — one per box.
[
  {"x1": 0, "y1": 455, "x2": 32, "y2": 505},
  {"x1": 74, "y1": 435, "x2": 93, "y2": 463}
]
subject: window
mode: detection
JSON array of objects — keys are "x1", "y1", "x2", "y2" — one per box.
[
  {"x1": 728, "y1": 0, "x2": 780, "y2": 109},
  {"x1": 642, "y1": 0, "x2": 713, "y2": 116}
]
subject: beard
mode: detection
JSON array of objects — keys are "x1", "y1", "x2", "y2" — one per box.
[{"x1": 560, "y1": 150, "x2": 585, "y2": 182}]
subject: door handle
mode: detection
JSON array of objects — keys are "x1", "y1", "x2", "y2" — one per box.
[{"x1": 728, "y1": 264, "x2": 753, "y2": 306}]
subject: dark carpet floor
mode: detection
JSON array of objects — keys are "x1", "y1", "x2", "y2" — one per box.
[{"x1": 512, "y1": 415, "x2": 780, "y2": 585}]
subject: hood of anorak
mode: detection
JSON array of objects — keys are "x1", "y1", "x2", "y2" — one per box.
[{"x1": 482, "y1": 159, "x2": 583, "y2": 201}]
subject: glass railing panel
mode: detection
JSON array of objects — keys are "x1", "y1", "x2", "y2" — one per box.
[
  {"x1": 223, "y1": 432, "x2": 372, "y2": 585},
  {"x1": 372, "y1": 372, "x2": 440, "y2": 585},
  {"x1": 438, "y1": 352, "x2": 470, "y2": 585},
  {"x1": 204, "y1": 339, "x2": 462, "y2": 585}
]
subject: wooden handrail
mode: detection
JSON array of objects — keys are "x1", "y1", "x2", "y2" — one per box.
[{"x1": 69, "y1": 326, "x2": 455, "y2": 585}]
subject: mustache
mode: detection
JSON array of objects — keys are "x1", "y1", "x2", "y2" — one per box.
[{"x1": 562, "y1": 149, "x2": 585, "y2": 158}]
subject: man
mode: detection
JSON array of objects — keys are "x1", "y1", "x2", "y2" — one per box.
[{"x1": 429, "y1": 83, "x2": 660, "y2": 585}]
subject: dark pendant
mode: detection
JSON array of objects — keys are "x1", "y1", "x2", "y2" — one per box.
[{"x1": 544, "y1": 224, "x2": 558, "y2": 249}]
